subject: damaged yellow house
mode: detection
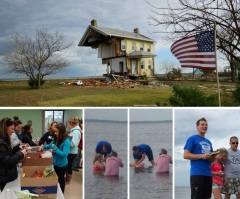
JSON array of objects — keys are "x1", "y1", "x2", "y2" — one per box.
[{"x1": 78, "y1": 19, "x2": 156, "y2": 80}]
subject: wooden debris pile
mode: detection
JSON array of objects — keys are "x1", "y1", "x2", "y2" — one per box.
[{"x1": 59, "y1": 80, "x2": 143, "y2": 89}]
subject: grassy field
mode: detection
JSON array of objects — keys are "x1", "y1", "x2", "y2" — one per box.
[
  {"x1": 0, "y1": 80, "x2": 172, "y2": 106},
  {"x1": 0, "y1": 79, "x2": 237, "y2": 107}
]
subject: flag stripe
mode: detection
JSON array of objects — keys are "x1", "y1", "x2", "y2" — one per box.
[
  {"x1": 171, "y1": 31, "x2": 216, "y2": 70},
  {"x1": 173, "y1": 48, "x2": 199, "y2": 58},
  {"x1": 179, "y1": 60, "x2": 216, "y2": 64},
  {"x1": 176, "y1": 52, "x2": 216, "y2": 59},
  {"x1": 171, "y1": 39, "x2": 197, "y2": 54},
  {"x1": 181, "y1": 65, "x2": 216, "y2": 70}
]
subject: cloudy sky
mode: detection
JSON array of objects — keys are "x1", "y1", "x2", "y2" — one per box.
[
  {"x1": 174, "y1": 108, "x2": 240, "y2": 186},
  {"x1": 0, "y1": 0, "x2": 228, "y2": 79}
]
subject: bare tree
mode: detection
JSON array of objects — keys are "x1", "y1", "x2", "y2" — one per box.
[
  {"x1": 146, "y1": 0, "x2": 240, "y2": 81},
  {"x1": 160, "y1": 60, "x2": 174, "y2": 79},
  {"x1": 5, "y1": 29, "x2": 72, "y2": 88},
  {"x1": 159, "y1": 60, "x2": 180, "y2": 79}
]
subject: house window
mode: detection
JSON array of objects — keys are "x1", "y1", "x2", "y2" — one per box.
[
  {"x1": 148, "y1": 60, "x2": 152, "y2": 69},
  {"x1": 121, "y1": 40, "x2": 126, "y2": 51},
  {"x1": 140, "y1": 43, "x2": 144, "y2": 51},
  {"x1": 147, "y1": 43, "x2": 151, "y2": 52},
  {"x1": 132, "y1": 42, "x2": 136, "y2": 51},
  {"x1": 44, "y1": 110, "x2": 64, "y2": 133},
  {"x1": 140, "y1": 60, "x2": 145, "y2": 69}
]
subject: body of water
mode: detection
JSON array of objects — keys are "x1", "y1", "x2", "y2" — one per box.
[
  {"x1": 130, "y1": 121, "x2": 173, "y2": 199},
  {"x1": 85, "y1": 120, "x2": 128, "y2": 199},
  {"x1": 175, "y1": 186, "x2": 235, "y2": 199}
]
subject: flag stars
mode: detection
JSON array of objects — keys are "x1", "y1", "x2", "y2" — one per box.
[{"x1": 195, "y1": 31, "x2": 215, "y2": 52}]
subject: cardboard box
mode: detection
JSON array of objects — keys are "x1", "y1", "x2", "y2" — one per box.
[
  {"x1": 22, "y1": 152, "x2": 53, "y2": 166},
  {"x1": 20, "y1": 166, "x2": 58, "y2": 199}
]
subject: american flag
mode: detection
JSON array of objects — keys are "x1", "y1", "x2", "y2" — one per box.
[{"x1": 171, "y1": 31, "x2": 216, "y2": 70}]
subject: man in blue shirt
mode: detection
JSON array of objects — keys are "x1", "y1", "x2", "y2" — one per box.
[
  {"x1": 95, "y1": 141, "x2": 112, "y2": 158},
  {"x1": 184, "y1": 117, "x2": 214, "y2": 199},
  {"x1": 132, "y1": 144, "x2": 155, "y2": 167}
]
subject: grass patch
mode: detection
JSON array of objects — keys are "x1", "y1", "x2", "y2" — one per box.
[
  {"x1": 0, "y1": 80, "x2": 171, "y2": 106},
  {"x1": 0, "y1": 79, "x2": 237, "y2": 107}
]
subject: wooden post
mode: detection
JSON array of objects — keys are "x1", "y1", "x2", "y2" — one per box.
[{"x1": 214, "y1": 21, "x2": 221, "y2": 107}]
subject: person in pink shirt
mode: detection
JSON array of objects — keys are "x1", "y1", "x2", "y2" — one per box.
[
  {"x1": 105, "y1": 150, "x2": 124, "y2": 176},
  {"x1": 211, "y1": 147, "x2": 228, "y2": 199},
  {"x1": 156, "y1": 149, "x2": 172, "y2": 173}
]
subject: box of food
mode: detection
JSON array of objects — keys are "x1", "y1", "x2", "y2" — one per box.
[
  {"x1": 20, "y1": 166, "x2": 57, "y2": 199},
  {"x1": 22, "y1": 152, "x2": 53, "y2": 166}
]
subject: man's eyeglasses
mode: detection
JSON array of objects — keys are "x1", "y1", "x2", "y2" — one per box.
[{"x1": 231, "y1": 142, "x2": 239, "y2": 145}]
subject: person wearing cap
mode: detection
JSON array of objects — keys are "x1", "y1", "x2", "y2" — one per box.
[
  {"x1": 104, "y1": 150, "x2": 123, "y2": 176},
  {"x1": 132, "y1": 144, "x2": 155, "y2": 167},
  {"x1": 156, "y1": 149, "x2": 172, "y2": 173},
  {"x1": 221, "y1": 136, "x2": 240, "y2": 199},
  {"x1": 95, "y1": 140, "x2": 112, "y2": 158}
]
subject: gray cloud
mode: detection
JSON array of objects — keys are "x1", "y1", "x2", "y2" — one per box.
[
  {"x1": 0, "y1": 0, "x2": 175, "y2": 79},
  {"x1": 174, "y1": 109, "x2": 240, "y2": 186}
]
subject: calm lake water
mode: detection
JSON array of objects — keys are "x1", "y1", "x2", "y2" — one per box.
[
  {"x1": 84, "y1": 120, "x2": 128, "y2": 199},
  {"x1": 130, "y1": 121, "x2": 173, "y2": 199},
  {"x1": 175, "y1": 186, "x2": 235, "y2": 199}
]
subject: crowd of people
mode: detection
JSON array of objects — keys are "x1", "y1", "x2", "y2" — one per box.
[
  {"x1": 184, "y1": 117, "x2": 240, "y2": 199},
  {"x1": 93, "y1": 140, "x2": 124, "y2": 176},
  {"x1": 0, "y1": 116, "x2": 83, "y2": 194}
]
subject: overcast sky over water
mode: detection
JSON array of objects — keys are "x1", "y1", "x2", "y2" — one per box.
[
  {"x1": 0, "y1": 0, "x2": 228, "y2": 79},
  {"x1": 174, "y1": 108, "x2": 240, "y2": 186}
]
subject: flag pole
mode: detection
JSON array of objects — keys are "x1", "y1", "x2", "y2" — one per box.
[{"x1": 214, "y1": 21, "x2": 221, "y2": 107}]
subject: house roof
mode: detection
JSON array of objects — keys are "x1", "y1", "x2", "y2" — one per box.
[
  {"x1": 127, "y1": 50, "x2": 156, "y2": 58},
  {"x1": 78, "y1": 25, "x2": 155, "y2": 47}
]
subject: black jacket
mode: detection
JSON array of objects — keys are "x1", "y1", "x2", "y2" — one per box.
[
  {"x1": 0, "y1": 138, "x2": 24, "y2": 184},
  {"x1": 39, "y1": 132, "x2": 55, "y2": 146},
  {"x1": 21, "y1": 132, "x2": 37, "y2": 146}
]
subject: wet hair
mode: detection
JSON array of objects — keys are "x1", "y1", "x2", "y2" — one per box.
[
  {"x1": 196, "y1": 117, "x2": 207, "y2": 126},
  {"x1": 22, "y1": 124, "x2": 32, "y2": 134},
  {"x1": 132, "y1": 146, "x2": 138, "y2": 151},
  {"x1": 93, "y1": 154, "x2": 103, "y2": 164},
  {"x1": 68, "y1": 117, "x2": 79, "y2": 125},
  {"x1": 160, "y1": 148, "x2": 167, "y2": 154},
  {"x1": 0, "y1": 117, "x2": 14, "y2": 152},
  {"x1": 53, "y1": 123, "x2": 68, "y2": 147},
  {"x1": 230, "y1": 136, "x2": 238, "y2": 142},
  {"x1": 48, "y1": 121, "x2": 58, "y2": 134},
  {"x1": 110, "y1": 150, "x2": 117, "y2": 157},
  {"x1": 13, "y1": 116, "x2": 23, "y2": 127}
]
